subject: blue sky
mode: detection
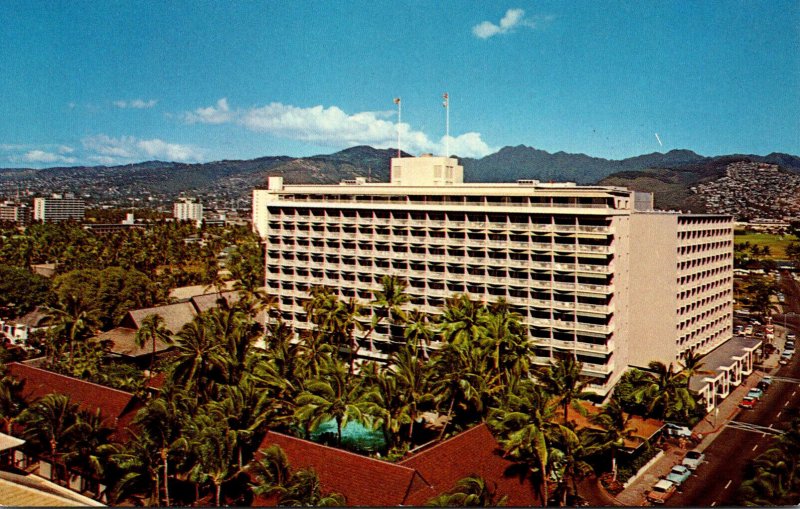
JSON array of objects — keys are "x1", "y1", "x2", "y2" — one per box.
[{"x1": 1, "y1": 1, "x2": 798, "y2": 167}]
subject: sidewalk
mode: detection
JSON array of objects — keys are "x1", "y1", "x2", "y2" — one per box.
[{"x1": 613, "y1": 346, "x2": 781, "y2": 506}]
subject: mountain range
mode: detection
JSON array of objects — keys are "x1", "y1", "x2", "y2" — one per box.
[{"x1": 1, "y1": 146, "x2": 799, "y2": 212}]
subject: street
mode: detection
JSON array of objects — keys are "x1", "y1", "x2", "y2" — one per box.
[{"x1": 668, "y1": 299, "x2": 800, "y2": 506}]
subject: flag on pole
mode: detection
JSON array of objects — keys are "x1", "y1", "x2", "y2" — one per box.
[
  {"x1": 442, "y1": 92, "x2": 449, "y2": 108},
  {"x1": 393, "y1": 97, "x2": 401, "y2": 105}
]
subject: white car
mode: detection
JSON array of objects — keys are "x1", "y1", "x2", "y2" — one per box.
[{"x1": 682, "y1": 449, "x2": 705, "y2": 470}]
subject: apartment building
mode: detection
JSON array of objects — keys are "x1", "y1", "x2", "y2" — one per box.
[
  {"x1": 33, "y1": 194, "x2": 85, "y2": 223},
  {"x1": 0, "y1": 200, "x2": 31, "y2": 225},
  {"x1": 253, "y1": 155, "x2": 733, "y2": 395},
  {"x1": 173, "y1": 197, "x2": 203, "y2": 227}
]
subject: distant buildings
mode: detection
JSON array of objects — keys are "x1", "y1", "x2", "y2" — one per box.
[
  {"x1": 32, "y1": 194, "x2": 85, "y2": 223},
  {"x1": 173, "y1": 197, "x2": 203, "y2": 227},
  {"x1": 253, "y1": 155, "x2": 735, "y2": 397},
  {"x1": 0, "y1": 200, "x2": 31, "y2": 225}
]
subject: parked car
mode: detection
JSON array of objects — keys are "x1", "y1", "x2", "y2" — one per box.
[
  {"x1": 664, "y1": 423, "x2": 692, "y2": 438},
  {"x1": 666, "y1": 465, "x2": 692, "y2": 486},
  {"x1": 682, "y1": 450, "x2": 705, "y2": 470},
  {"x1": 740, "y1": 396, "x2": 757, "y2": 409},
  {"x1": 646, "y1": 479, "x2": 677, "y2": 504},
  {"x1": 761, "y1": 375, "x2": 773, "y2": 386},
  {"x1": 788, "y1": 333, "x2": 796, "y2": 341},
  {"x1": 745, "y1": 325, "x2": 754, "y2": 335},
  {"x1": 747, "y1": 387, "x2": 763, "y2": 400}
]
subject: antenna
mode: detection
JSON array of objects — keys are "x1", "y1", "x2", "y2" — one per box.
[
  {"x1": 393, "y1": 97, "x2": 402, "y2": 158},
  {"x1": 442, "y1": 92, "x2": 449, "y2": 157}
]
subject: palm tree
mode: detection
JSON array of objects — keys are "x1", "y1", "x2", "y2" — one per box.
[
  {"x1": 170, "y1": 316, "x2": 227, "y2": 399},
  {"x1": 111, "y1": 431, "x2": 162, "y2": 506},
  {"x1": 429, "y1": 340, "x2": 494, "y2": 439},
  {"x1": 678, "y1": 350, "x2": 714, "y2": 380},
  {"x1": 479, "y1": 302, "x2": 530, "y2": 387},
  {"x1": 367, "y1": 275, "x2": 411, "y2": 350},
  {"x1": 404, "y1": 308, "x2": 436, "y2": 359},
  {"x1": 209, "y1": 376, "x2": 274, "y2": 468},
  {"x1": 43, "y1": 294, "x2": 100, "y2": 370},
  {"x1": 294, "y1": 356, "x2": 380, "y2": 445},
  {"x1": 16, "y1": 393, "x2": 80, "y2": 481},
  {"x1": 425, "y1": 475, "x2": 508, "y2": 506},
  {"x1": 0, "y1": 369, "x2": 25, "y2": 434},
  {"x1": 589, "y1": 399, "x2": 637, "y2": 482},
  {"x1": 392, "y1": 345, "x2": 432, "y2": 441},
  {"x1": 549, "y1": 427, "x2": 598, "y2": 506},
  {"x1": 134, "y1": 313, "x2": 173, "y2": 385},
  {"x1": 336, "y1": 297, "x2": 366, "y2": 376},
  {"x1": 535, "y1": 355, "x2": 593, "y2": 426},
  {"x1": 247, "y1": 444, "x2": 345, "y2": 506},
  {"x1": 488, "y1": 380, "x2": 567, "y2": 506},
  {"x1": 184, "y1": 412, "x2": 239, "y2": 507},
  {"x1": 440, "y1": 294, "x2": 483, "y2": 347},
  {"x1": 133, "y1": 391, "x2": 195, "y2": 506},
  {"x1": 630, "y1": 361, "x2": 696, "y2": 421},
  {"x1": 62, "y1": 408, "x2": 118, "y2": 486}
]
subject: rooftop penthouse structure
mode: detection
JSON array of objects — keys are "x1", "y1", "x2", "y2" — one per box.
[{"x1": 253, "y1": 155, "x2": 733, "y2": 395}]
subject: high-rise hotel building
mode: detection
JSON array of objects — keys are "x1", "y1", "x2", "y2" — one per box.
[{"x1": 253, "y1": 155, "x2": 733, "y2": 395}]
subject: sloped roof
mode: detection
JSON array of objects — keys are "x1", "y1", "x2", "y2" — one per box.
[
  {"x1": 98, "y1": 327, "x2": 172, "y2": 358},
  {"x1": 399, "y1": 424, "x2": 536, "y2": 506},
  {"x1": 0, "y1": 470, "x2": 105, "y2": 507},
  {"x1": 169, "y1": 281, "x2": 236, "y2": 301},
  {"x1": 125, "y1": 302, "x2": 197, "y2": 334},
  {"x1": 190, "y1": 291, "x2": 241, "y2": 313},
  {"x1": 256, "y1": 431, "x2": 419, "y2": 507},
  {"x1": 254, "y1": 425, "x2": 538, "y2": 507},
  {"x1": 6, "y1": 363, "x2": 141, "y2": 440},
  {"x1": 15, "y1": 307, "x2": 51, "y2": 328}
]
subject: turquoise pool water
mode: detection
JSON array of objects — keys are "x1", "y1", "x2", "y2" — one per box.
[{"x1": 310, "y1": 419, "x2": 386, "y2": 451}]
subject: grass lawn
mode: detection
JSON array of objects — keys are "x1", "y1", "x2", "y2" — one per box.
[{"x1": 734, "y1": 230, "x2": 799, "y2": 260}]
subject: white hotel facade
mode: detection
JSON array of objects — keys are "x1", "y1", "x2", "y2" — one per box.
[{"x1": 253, "y1": 155, "x2": 734, "y2": 395}]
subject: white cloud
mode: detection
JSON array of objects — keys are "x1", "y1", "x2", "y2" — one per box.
[
  {"x1": 114, "y1": 99, "x2": 158, "y2": 109},
  {"x1": 21, "y1": 150, "x2": 77, "y2": 164},
  {"x1": 81, "y1": 134, "x2": 204, "y2": 163},
  {"x1": 183, "y1": 99, "x2": 496, "y2": 157},
  {"x1": 185, "y1": 98, "x2": 233, "y2": 124},
  {"x1": 472, "y1": 8, "x2": 546, "y2": 39}
]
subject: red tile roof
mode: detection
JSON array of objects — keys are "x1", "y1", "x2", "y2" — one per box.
[
  {"x1": 399, "y1": 424, "x2": 536, "y2": 506},
  {"x1": 255, "y1": 431, "x2": 419, "y2": 507},
  {"x1": 6, "y1": 362, "x2": 141, "y2": 441},
  {"x1": 253, "y1": 424, "x2": 538, "y2": 507}
]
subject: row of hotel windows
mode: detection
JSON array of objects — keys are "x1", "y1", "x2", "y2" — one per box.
[
  {"x1": 270, "y1": 227, "x2": 612, "y2": 243},
  {"x1": 275, "y1": 298, "x2": 612, "y2": 334},
  {"x1": 678, "y1": 240, "x2": 733, "y2": 256},
  {"x1": 678, "y1": 252, "x2": 732, "y2": 271},
  {"x1": 677, "y1": 228, "x2": 732, "y2": 240},
  {"x1": 678, "y1": 216, "x2": 733, "y2": 226},
  {"x1": 269, "y1": 264, "x2": 612, "y2": 288},
  {"x1": 271, "y1": 208, "x2": 613, "y2": 227},
  {"x1": 269, "y1": 284, "x2": 610, "y2": 318},
  {"x1": 678, "y1": 296, "x2": 732, "y2": 331},
  {"x1": 269, "y1": 234, "x2": 613, "y2": 251},
  {"x1": 678, "y1": 264, "x2": 732, "y2": 286},
  {"x1": 678, "y1": 287, "x2": 732, "y2": 316},
  {"x1": 678, "y1": 275, "x2": 732, "y2": 300},
  {"x1": 270, "y1": 250, "x2": 612, "y2": 268},
  {"x1": 281, "y1": 195, "x2": 617, "y2": 209},
  {"x1": 678, "y1": 321, "x2": 731, "y2": 349}
]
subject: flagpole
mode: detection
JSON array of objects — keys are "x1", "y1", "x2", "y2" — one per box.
[
  {"x1": 394, "y1": 97, "x2": 402, "y2": 158},
  {"x1": 443, "y1": 92, "x2": 450, "y2": 157}
]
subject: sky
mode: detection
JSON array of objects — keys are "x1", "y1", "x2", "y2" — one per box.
[{"x1": 1, "y1": 1, "x2": 799, "y2": 168}]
